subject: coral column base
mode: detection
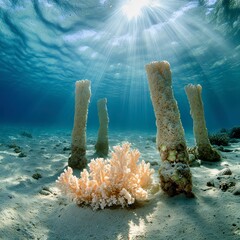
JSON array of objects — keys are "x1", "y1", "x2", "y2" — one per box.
[
  {"x1": 68, "y1": 145, "x2": 87, "y2": 169},
  {"x1": 95, "y1": 141, "x2": 109, "y2": 157},
  {"x1": 197, "y1": 145, "x2": 221, "y2": 162},
  {"x1": 159, "y1": 161, "x2": 194, "y2": 197}
]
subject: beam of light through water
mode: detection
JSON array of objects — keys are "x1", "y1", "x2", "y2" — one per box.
[
  {"x1": 121, "y1": 0, "x2": 150, "y2": 20},
  {"x1": 0, "y1": 0, "x2": 239, "y2": 129}
]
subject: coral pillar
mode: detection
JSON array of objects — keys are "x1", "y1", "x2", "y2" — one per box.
[
  {"x1": 185, "y1": 84, "x2": 221, "y2": 161},
  {"x1": 95, "y1": 98, "x2": 109, "y2": 157},
  {"x1": 68, "y1": 80, "x2": 91, "y2": 169},
  {"x1": 145, "y1": 61, "x2": 193, "y2": 197}
]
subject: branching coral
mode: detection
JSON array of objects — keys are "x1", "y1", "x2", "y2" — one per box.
[{"x1": 57, "y1": 143, "x2": 154, "y2": 210}]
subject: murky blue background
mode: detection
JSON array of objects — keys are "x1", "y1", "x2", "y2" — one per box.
[{"x1": 0, "y1": 0, "x2": 239, "y2": 133}]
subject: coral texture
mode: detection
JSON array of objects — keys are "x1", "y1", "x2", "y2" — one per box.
[
  {"x1": 57, "y1": 143, "x2": 154, "y2": 210},
  {"x1": 209, "y1": 132, "x2": 229, "y2": 146},
  {"x1": 95, "y1": 98, "x2": 109, "y2": 157},
  {"x1": 145, "y1": 61, "x2": 193, "y2": 197},
  {"x1": 69, "y1": 80, "x2": 91, "y2": 169},
  {"x1": 185, "y1": 84, "x2": 221, "y2": 162},
  {"x1": 229, "y1": 126, "x2": 240, "y2": 139}
]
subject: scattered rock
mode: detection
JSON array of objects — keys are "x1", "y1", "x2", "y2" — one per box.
[
  {"x1": 39, "y1": 189, "x2": 50, "y2": 196},
  {"x1": 39, "y1": 186, "x2": 53, "y2": 195},
  {"x1": 20, "y1": 131, "x2": 33, "y2": 138},
  {"x1": 232, "y1": 184, "x2": 240, "y2": 195},
  {"x1": 63, "y1": 147, "x2": 71, "y2": 151},
  {"x1": 222, "y1": 163, "x2": 229, "y2": 167},
  {"x1": 219, "y1": 181, "x2": 235, "y2": 192},
  {"x1": 14, "y1": 146, "x2": 21, "y2": 153},
  {"x1": 207, "y1": 180, "x2": 215, "y2": 187},
  {"x1": 8, "y1": 194, "x2": 15, "y2": 199},
  {"x1": 150, "y1": 161, "x2": 158, "y2": 166},
  {"x1": 206, "y1": 173, "x2": 238, "y2": 193},
  {"x1": 218, "y1": 167, "x2": 232, "y2": 176},
  {"x1": 18, "y1": 152, "x2": 27, "y2": 158},
  {"x1": 217, "y1": 146, "x2": 233, "y2": 152},
  {"x1": 32, "y1": 173, "x2": 42, "y2": 180},
  {"x1": 42, "y1": 186, "x2": 53, "y2": 194},
  {"x1": 201, "y1": 187, "x2": 212, "y2": 191}
]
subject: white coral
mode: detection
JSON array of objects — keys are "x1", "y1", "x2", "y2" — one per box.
[{"x1": 57, "y1": 142, "x2": 154, "y2": 210}]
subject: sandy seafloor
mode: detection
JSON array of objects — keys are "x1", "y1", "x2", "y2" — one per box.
[{"x1": 0, "y1": 125, "x2": 240, "y2": 240}]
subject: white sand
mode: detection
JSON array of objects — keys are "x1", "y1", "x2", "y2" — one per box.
[{"x1": 0, "y1": 126, "x2": 240, "y2": 240}]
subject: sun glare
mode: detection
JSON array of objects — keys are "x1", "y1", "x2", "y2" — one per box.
[{"x1": 121, "y1": 0, "x2": 150, "y2": 20}]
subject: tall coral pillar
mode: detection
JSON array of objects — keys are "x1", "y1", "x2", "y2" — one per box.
[
  {"x1": 185, "y1": 84, "x2": 221, "y2": 161},
  {"x1": 68, "y1": 80, "x2": 91, "y2": 169},
  {"x1": 145, "y1": 61, "x2": 193, "y2": 197},
  {"x1": 95, "y1": 98, "x2": 109, "y2": 157}
]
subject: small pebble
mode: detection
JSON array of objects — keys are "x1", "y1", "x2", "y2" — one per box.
[
  {"x1": 32, "y1": 173, "x2": 42, "y2": 180},
  {"x1": 150, "y1": 161, "x2": 158, "y2": 166},
  {"x1": 14, "y1": 147, "x2": 21, "y2": 153},
  {"x1": 42, "y1": 186, "x2": 52, "y2": 194},
  {"x1": 218, "y1": 167, "x2": 232, "y2": 176},
  {"x1": 207, "y1": 181, "x2": 214, "y2": 187},
  {"x1": 63, "y1": 147, "x2": 71, "y2": 151},
  {"x1": 39, "y1": 190, "x2": 50, "y2": 196},
  {"x1": 233, "y1": 184, "x2": 240, "y2": 195},
  {"x1": 201, "y1": 187, "x2": 212, "y2": 191},
  {"x1": 18, "y1": 152, "x2": 27, "y2": 158}
]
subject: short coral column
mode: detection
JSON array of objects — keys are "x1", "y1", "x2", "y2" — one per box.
[
  {"x1": 95, "y1": 98, "x2": 109, "y2": 157},
  {"x1": 185, "y1": 84, "x2": 221, "y2": 162},
  {"x1": 69, "y1": 80, "x2": 91, "y2": 169}
]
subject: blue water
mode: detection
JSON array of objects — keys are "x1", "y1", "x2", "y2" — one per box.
[{"x1": 0, "y1": 0, "x2": 239, "y2": 133}]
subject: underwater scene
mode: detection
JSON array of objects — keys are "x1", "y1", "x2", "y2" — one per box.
[{"x1": 0, "y1": 0, "x2": 240, "y2": 239}]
